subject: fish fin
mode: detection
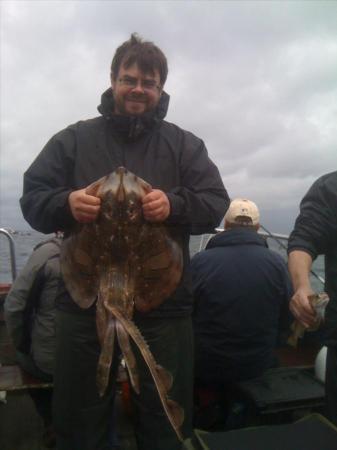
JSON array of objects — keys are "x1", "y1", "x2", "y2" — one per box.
[
  {"x1": 287, "y1": 321, "x2": 304, "y2": 348},
  {"x1": 85, "y1": 175, "x2": 107, "y2": 197},
  {"x1": 167, "y1": 398, "x2": 185, "y2": 435},
  {"x1": 287, "y1": 335, "x2": 298, "y2": 348},
  {"x1": 60, "y1": 229, "x2": 99, "y2": 308},
  {"x1": 97, "y1": 318, "x2": 116, "y2": 397},
  {"x1": 96, "y1": 296, "x2": 108, "y2": 346},
  {"x1": 155, "y1": 364, "x2": 173, "y2": 391},
  {"x1": 134, "y1": 230, "x2": 183, "y2": 312},
  {"x1": 116, "y1": 321, "x2": 140, "y2": 394},
  {"x1": 104, "y1": 303, "x2": 185, "y2": 441}
]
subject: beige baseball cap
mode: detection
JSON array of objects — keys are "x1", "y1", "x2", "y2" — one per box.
[{"x1": 224, "y1": 198, "x2": 260, "y2": 226}]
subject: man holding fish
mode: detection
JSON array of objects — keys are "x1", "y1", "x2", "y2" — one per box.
[
  {"x1": 288, "y1": 171, "x2": 337, "y2": 424},
  {"x1": 20, "y1": 33, "x2": 229, "y2": 450}
]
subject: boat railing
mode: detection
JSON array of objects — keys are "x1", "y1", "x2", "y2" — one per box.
[{"x1": 0, "y1": 228, "x2": 17, "y2": 281}]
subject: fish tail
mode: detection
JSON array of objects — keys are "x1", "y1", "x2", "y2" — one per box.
[
  {"x1": 166, "y1": 398, "x2": 185, "y2": 441},
  {"x1": 116, "y1": 321, "x2": 140, "y2": 394},
  {"x1": 155, "y1": 364, "x2": 173, "y2": 391},
  {"x1": 97, "y1": 318, "x2": 115, "y2": 396}
]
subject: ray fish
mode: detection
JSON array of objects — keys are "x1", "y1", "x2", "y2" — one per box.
[{"x1": 60, "y1": 167, "x2": 184, "y2": 441}]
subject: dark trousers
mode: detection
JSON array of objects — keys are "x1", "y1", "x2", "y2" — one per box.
[
  {"x1": 326, "y1": 346, "x2": 337, "y2": 424},
  {"x1": 131, "y1": 315, "x2": 194, "y2": 450},
  {"x1": 53, "y1": 310, "x2": 118, "y2": 450},
  {"x1": 16, "y1": 351, "x2": 53, "y2": 426}
]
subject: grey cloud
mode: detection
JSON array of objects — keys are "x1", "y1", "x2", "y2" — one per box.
[{"x1": 1, "y1": 0, "x2": 337, "y2": 232}]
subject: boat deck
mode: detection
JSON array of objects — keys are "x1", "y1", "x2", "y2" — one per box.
[
  {"x1": 0, "y1": 386, "x2": 137, "y2": 450},
  {"x1": 0, "y1": 286, "x2": 324, "y2": 450}
]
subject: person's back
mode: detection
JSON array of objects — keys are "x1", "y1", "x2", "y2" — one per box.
[
  {"x1": 191, "y1": 199, "x2": 292, "y2": 385},
  {"x1": 4, "y1": 236, "x2": 61, "y2": 448},
  {"x1": 5, "y1": 237, "x2": 61, "y2": 375}
]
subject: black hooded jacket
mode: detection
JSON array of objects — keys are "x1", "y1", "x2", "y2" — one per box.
[
  {"x1": 20, "y1": 88, "x2": 229, "y2": 317},
  {"x1": 191, "y1": 228, "x2": 292, "y2": 382},
  {"x1": 288, "y1": 171, "x2": 337, "y2": 345}
]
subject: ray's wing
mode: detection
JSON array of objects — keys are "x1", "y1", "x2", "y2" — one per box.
[
  {"x1": 60, "y1": 224, "x2": 100, "y2": 308},
  {"x1": 60, "y1": 175, "x2": 109, "y2": 308},
  {"x1": 134, "y1": 224, "x2": 183, "y2": 312}
]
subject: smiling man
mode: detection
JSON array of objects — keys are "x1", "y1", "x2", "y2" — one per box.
[
  {"x1": 20, "y1": 33, "x2": 229, "y2": 450},
  {"x1": 112, "y1": 65, "x2": 162, "y2": 115}
]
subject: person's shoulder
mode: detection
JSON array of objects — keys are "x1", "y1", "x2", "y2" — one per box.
[
  {"x1": 307, "y1": 171, "x2": 337, "y2": 209},
  {"x1": 191, "y1": 249, "x2": 207, "y2": 265},
  {"x1": 312, "y1": 171, "x2": 337, "y2": 192},
  {"x1": 33, "y1": 238, "x2": 61, "y2": 260},
  {"x1": 264, "y1": 247, "x2": 287, "y2": 267},
  {"x1": 317, "y1": 170, "x2": 337, "y2": 182},
  {"x1": 160, "y1": 120, "x2": 204, "y2": 145},
  {"x1": 51, "y1": 116, "x2": 104, "y2": 140},
  {"x1": 65, "y1": 116, "x2": 105, "y2": 132}
]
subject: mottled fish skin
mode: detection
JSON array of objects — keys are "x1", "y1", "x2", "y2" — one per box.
[
  {"x1": 287, "y1": 292, "x2": 329, "y2": 347},
  {"x1": 60, "y1": 167, "x2": 184, "y2": 441}
]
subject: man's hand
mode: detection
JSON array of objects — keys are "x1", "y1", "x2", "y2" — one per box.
[
  {"x1": 288, "y1": 250, "x2": 317, "y2": 328},
  {"x1": 68, "y1": 188, "x2": 101, "y2": 223},
  {"x1": 290, "y1": 287, "x2": 317, "y2": 329},
  {"x1": 142, "y1": 189, "x2": 170, "y2": 222}
]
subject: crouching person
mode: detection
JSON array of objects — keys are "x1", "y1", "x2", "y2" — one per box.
[{"x1": 4, "y1": 236, "x2": 62, "y2": 448}]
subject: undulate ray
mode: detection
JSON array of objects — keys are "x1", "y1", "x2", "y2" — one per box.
[{"x1": 60, "y1": 167, "x2": 184, "y2": 441}]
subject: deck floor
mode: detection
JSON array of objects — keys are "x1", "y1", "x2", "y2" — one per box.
[{"x1": 0, "y1": 388, "x2": 137, "y2": 450}]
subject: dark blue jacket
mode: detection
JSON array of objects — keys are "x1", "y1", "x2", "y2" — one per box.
[{"x1": 191, "y1": 228, "x2": 293, "y2": 383}]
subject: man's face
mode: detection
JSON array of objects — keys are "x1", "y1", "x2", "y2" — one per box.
[{"x1": 111, "y1": 63, "x2": 162, "y2": 116}]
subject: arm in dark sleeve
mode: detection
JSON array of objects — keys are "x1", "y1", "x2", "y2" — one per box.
[
  {"x1": 20, "y1": 128, "x2": 77, "y2": 233},
  {"x1": 288, "y1": 173, "x2": 337, "y2": 259},
  {"x1": 166, "y1": 136, "x2": 229, "y2": 234}
]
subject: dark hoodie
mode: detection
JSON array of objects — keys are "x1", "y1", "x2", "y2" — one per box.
[
  {"x1": 20, "y1": 88, "x2": 229, "y2": 317},
  {"x1": 191, "y1": 228, "x2": 292, "y2": 382}
]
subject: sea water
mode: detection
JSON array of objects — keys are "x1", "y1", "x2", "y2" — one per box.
[
  {"x1": 0, "y1": 230, "x2": 53, "y2": 283},
  {"x1": 1, "y1": 229, "x2": 325, "y2": 292}
]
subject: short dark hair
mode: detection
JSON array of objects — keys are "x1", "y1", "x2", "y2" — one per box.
[{"x1": 110, "y1": 33, "x2": 168, "y2": 86}]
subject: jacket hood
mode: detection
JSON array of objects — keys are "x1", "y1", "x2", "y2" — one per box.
[
  {"x1": 97, "y1": 88, "x2": 170, "y2": 141},
  {"x1": 206, "y1": 227, "x2": 268, "y2": 250}
]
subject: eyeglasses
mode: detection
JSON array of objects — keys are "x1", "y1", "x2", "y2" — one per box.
[{"x1": 118, "y1": 76, "x2": 161, "y2": 92}]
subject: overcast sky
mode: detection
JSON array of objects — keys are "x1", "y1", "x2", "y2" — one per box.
[{"x1": 1, "y1": 0, "x2": 336, "y2": 234}]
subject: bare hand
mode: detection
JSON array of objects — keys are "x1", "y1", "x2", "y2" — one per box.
[
  {"x1": 68, "y1": 188, "x2": 101, "y2": 223},
  {"x1": 142, "y1": 189, "x2": 170, "y2": 222},
  {"x1": 290, "y1": 286, "x2": 317, "y2": 328}
]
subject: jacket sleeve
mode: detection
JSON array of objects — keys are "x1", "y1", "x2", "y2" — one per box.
[
  {"x1": 165, "y1": 133, "x2": 229, "y2": 234},
  {"x1": 4, "y1": 243, "x2": 55, "y2": 350},
  {"x1": 288, "y1": 173, "x2": 337, "y2": 259},
  {"x1": 20, "y1": 127, "x2": 77, "y2": 233}
]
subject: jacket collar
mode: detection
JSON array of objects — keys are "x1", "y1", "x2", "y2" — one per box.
[
  {"x1": 206, "y1": 227, "x2": 268, "y2": 250},
  {"x1": 97, "y1": 88, "x2": 170, "y2": 141}
]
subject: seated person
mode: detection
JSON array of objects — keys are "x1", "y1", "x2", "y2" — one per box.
[
  {"x1": 191, "y1": 199, "x2": 293, "y2": 428},
  {"x1": 4, "y1": 236, "x2": 62, "y2": 447}
]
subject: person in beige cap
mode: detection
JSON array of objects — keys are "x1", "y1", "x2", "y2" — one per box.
[
  {"x1": 191, "y1": 198, "x2": 292, "y2": 429},
  {"x1": 224, "y1": 198, "x2": 260, "y2": 228}
]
